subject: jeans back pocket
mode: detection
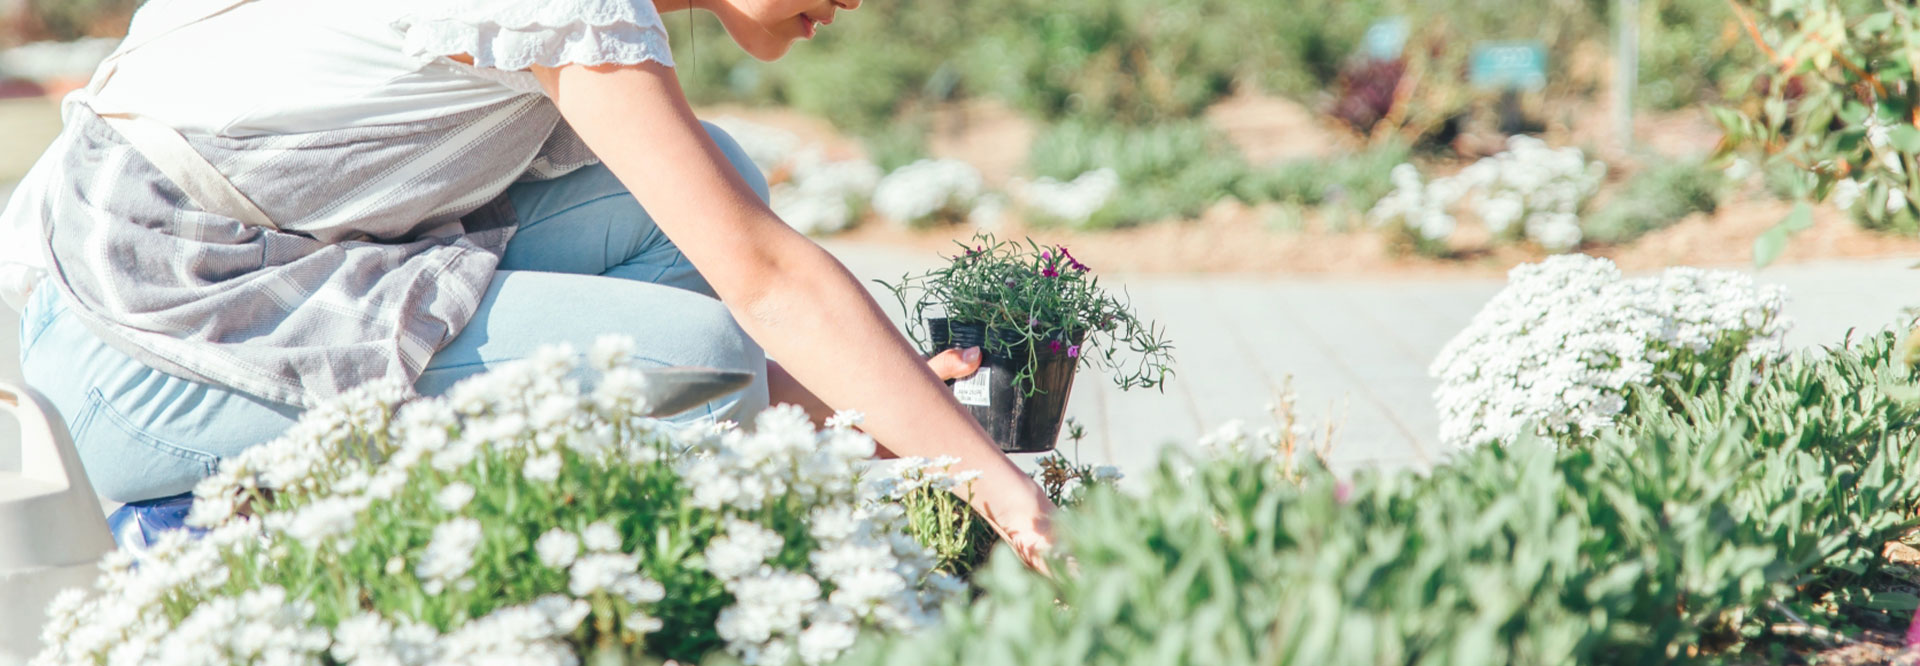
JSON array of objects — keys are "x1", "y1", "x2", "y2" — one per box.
[{"x1": 69, "y1": 388, "x2": 220, "y2": 504}]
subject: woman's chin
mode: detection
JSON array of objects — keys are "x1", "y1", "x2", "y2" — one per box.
[
  {"x1": 714, "y1": 25, "x2": 796, "y2": 62},
  {"x1": 744, "y1": 42, "x2": 794, "y2": 62}
]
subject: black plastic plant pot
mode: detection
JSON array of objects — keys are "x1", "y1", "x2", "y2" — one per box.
[{"x1": 927, "y1": 318, "x2": 1080, "y2": 454}]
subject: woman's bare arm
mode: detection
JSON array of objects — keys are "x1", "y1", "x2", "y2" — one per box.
[{"x1": 529, "y1": 62, "x2": 1054, "y2": 565}]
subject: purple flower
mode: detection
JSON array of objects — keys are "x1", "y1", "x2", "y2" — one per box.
[
  {"x1": 1005, "y1": 278, "x2": 1017, "y2": 288},
  {"x1": 1059, "y1": 246, "x2": 1090, "y2": 272},
  {"x1": 1028, "y1": 317, "x2": 1040, "y2": 327},
  {"x1": 1067, "y1": 344, "x2": 1081, "y2": 358},
  {"x1": 1334, "y1": 480, "x2": 1354, "y2": 504},
  {"x1": 1049, "y1": 339, "x2": 1063, "y2": 353},
  {"x1": 1042, "y1": 266, "x2": 1059, "y2": 278}
]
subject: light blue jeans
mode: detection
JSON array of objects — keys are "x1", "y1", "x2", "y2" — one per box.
[{"x1": 18, "y1": 122, "x2": 772, "y2": 504}]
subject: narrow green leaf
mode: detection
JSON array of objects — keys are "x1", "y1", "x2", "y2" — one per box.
[
  {"x1": 1784, "y1": 201, "x2": 1815, "y2": 231},
  {"x1": 1754, "y1": 225, "x2": 1791, "y2": 268}
]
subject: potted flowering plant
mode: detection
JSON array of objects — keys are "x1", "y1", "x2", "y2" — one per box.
[{"x1": 880, "y1": 234, "x2": 1174, "y2": 453}]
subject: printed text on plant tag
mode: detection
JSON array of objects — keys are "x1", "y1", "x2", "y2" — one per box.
[{"x1": 953, "y1": 368, "x2": 991, "y2": 407}]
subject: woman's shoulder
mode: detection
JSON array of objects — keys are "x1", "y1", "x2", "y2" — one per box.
[
  {"x1": 395, "y1": 0, "x2": 677, "y2": 72},
  {"x1": 397, "y1": 0, "x2": 669, "y2": 28}
]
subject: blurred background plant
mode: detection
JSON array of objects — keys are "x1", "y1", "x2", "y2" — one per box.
[
  {"x1": 9, "y1": 0, "x2": 1911, "y2": 269},
  {"x1": 1712, "y1": 0, "x2": 1920, "y2": 263}
]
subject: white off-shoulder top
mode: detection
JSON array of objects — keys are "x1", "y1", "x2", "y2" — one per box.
[{"x1": 0, "y1": 0, "x2": 679, "y2": 406}]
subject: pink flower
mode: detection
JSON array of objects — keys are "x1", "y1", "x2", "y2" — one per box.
[
  {"x1": 1059, "y1": 247, "x2": 1090, "y2": 272},
  {"x1": 1907, "y1": 607, "x2": 1920, "y2": 647},
  {"x1": 1049, "y1": 339, "x2": 1063, "y2": 353},
  {"x1": 1067, "y1": 345, "x2": 1080, "y2": 358}
]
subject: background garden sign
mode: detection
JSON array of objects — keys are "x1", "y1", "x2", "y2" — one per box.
[{"x1": 6, "y1": 0, "x2": 1920, "y2": 663}]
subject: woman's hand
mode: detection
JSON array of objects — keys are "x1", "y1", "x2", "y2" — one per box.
[
  {"x1": 534, "y1": 61, "x2": 1058, "y2": 574},
  {"x1": 927, "y1": 346, "x2": 1059, "y2": 573},
  {"x1": 926, "y1": 347, "x2": 983, "y2": 381}
]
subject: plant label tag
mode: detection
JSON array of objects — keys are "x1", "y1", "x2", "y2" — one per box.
[{"x1": 952, "y1": 368, "x2": 991, "y2": 407}]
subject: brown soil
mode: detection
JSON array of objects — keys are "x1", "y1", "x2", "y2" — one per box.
[
  {"x1": 926, "y1": 100, "x2": 1036, "y2": 186},
  {"x1": 834, "y1": 196, "x2": 1920, "y2": 278},
  {"x1": 1598, "y1": 198, "x2": 1920, "y2": 272},
  {"x1": 835, "y1": 202, "x2": 1480, "y2": 277},
  {"x1": 1204, "y1": 90, "x2": 1347, "y2": 164}
]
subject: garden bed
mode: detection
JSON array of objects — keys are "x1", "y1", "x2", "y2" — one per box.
[
  {"x1": 828, "y1": 194, "x2": 1920, "y2": 278},
  {"x1": 707, "y1": 98, "x2": 1920, "y2": 278}
]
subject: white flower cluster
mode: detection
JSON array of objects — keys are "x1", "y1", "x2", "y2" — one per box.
[
  {"x1": 1369, "y1": 163, "x2": 1463, "y2": 244},
  {"x1": 682, "y1": 410, "x2": 966, "y2": 665},
  {"x1": 774, "y1": 159, "x2": 884, "y2": 236},
  {"x1": 1009, "y1": 168, "x2": 1121, "y2": 228},
  {"x1": 711, "y1": 116, "x2": 883, "y2": 237},
  {"x1": 0, "y1": 38, "x2": 119, "y2": 82},
  {"x1": 1370, "y1": 136, "x2": 1606, "y2": 252},
  {"x1": 1430, "y1": 255, "x2": 1792, "y2": 451},
  {"x1": 861, "y1": 455, "x2": 984, "y2": 502},
  {"x1": 872, "y1": 159, "x2": 986, "y2": 228},
  {"x1": 36, "y1": 338, "x2": 963, "y2": 666}
]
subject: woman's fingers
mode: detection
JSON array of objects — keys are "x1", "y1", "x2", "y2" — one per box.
[
  {"x1": 928, "y1": 347, "x2": 983, "y2": 381},
  {"x1": 1003, "y1": 529, "x2": 1055, "y2": 578}
]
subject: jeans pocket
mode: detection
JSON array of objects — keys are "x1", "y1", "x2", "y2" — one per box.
[{"x1": 69, "y1": 388, "x2": 220, "y2": 504}]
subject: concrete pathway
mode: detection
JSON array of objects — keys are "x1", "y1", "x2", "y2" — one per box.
[{"x1": 824, "y1": 241, "x2": 1920, "y2": 473}]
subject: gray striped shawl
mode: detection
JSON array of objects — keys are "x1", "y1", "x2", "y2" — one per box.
[{"x1": 34, "y1": 93, "x2": 597, "y2": 407}]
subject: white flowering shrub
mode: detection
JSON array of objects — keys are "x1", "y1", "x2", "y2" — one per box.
[
  {"x1": 34, "y1": 339, "x2": 964, "y2": 666},
  {"x1": 772, "y1": 159, "x2": 884, "y2": 236},
  {"x1": 710, "y1": 116, "x2": 882, "y2": 237},
  {"x1": 1009, "y1": 168, "x2": 1121, "y2": 229},
  {"x1": 1369, "y1": 136, "x2": 1606, "y2": 255},
  {"x1": 0, "y1": 38, "x2": 119, "y2": 82},
  {"x1": 871, "y1": 159, "x2": 986, "y2": 228},
  {"x1": 710, "y1": 116, "x2": 806, "y2": 176},
  {"x1": 1367, "y1": 163, "x2": 1463, "y2": 256},
  {"x1": 1454, "y1": 136, "x2": 1605, "y2": 251},
  {"x1": 1430, "y1": 255, "x2": 1792, "y2": 451}
]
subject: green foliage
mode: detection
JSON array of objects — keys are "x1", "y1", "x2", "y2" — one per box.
[
  {"x1": 1713, "y1": 0, "x2": 1920, "y2": 256},
  {"x1": 878, "y1": 234, "x2": 1174, "y2": 393},
  {"x1": 1235, "y1": 143, "x2": 1412, "y2": 215},
  {"x1": 836, "y1": 332, "x2": 1920, "y2": 665},
  {"x1": 1583, "y1": 159, "x2": 1725, "y2": 244},
  {"x1": 859, "y1": 119, "x2": 933, "y2": 173},
  {"x1": 1027, "y1": 120, "x2": 1247, "y2": 229},
  {"x1": 1636, "y1": 0, "x2": 1761, "y2": 110},
  {"x1": 897, "y1": 424, "x2": 1119, "y2": 579},
  {"x1": 16, "y1": 0, "x2": 142, "y2": 41}
]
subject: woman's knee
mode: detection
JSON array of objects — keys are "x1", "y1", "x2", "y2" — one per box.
[
  {"x1": 700, "y1": 121, "x2": 771, "y2": 205},
  {"x1": 655, "y1": 297, "x2": 769, "y2": 424}
]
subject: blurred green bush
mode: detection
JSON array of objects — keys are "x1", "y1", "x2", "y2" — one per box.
[
  {"x1": 1025, "y1": 120, "x2": 1246, "y2": 229},
  {"x1": 1583, "y1": 159, "x2": 1725, "y2": 244}
]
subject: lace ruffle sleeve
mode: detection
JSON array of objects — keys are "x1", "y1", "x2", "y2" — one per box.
[{"x1": 395, "y1": 0, "x2": 675, "y2": 71}]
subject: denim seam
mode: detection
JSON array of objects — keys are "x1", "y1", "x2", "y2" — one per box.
[
  {"x1": 84, "y1": 388, "x2": 221, "y2": 473},
  {"x1": 19, "y1": 298, "x2": 64, "y2": 357}
]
